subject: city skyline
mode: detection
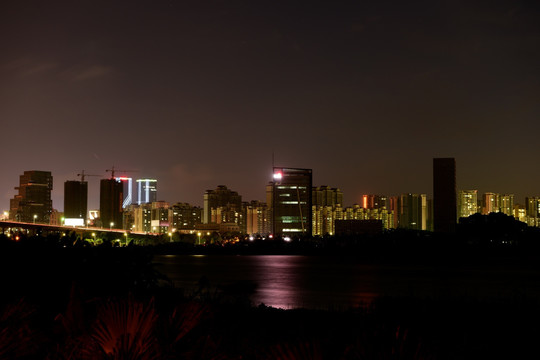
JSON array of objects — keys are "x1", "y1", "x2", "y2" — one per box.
[
  {"x1": 2, "y1": 1, "x2": 539, "y2": 211},
  {"x1": 2, "y1": 162, "x2": 539, "y2": 214}
]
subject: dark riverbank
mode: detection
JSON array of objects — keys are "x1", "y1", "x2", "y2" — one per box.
[
  {"x1": 1, "y1": 281, "x2": 539, "y2": 359},
  {"x1": 2, "y1": 228, "x2": 540, "y2": 358}
]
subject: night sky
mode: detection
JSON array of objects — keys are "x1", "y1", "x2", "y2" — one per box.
[{"x1": 1, "y1": 0, "x2": 539, "y2": 211}]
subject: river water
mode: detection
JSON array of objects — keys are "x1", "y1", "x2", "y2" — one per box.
[{"x1": 154, "y1": 254, "x2": 540, "y2": 309}]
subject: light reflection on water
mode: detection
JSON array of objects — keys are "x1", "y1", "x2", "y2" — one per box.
[
  {"x1": 155, "y1": 255, "x2": 377, "y2": 309},
  {"x1": 154, "y1": 255, "x2": 540, "y2": 310}
]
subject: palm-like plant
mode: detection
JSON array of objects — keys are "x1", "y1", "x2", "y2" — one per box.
[{"x1": 81, "y1": 296, "x2": 160, "y2": 360}]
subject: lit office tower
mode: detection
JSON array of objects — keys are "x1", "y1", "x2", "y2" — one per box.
[
  {"x1": 458, "y1": 190, "x2": 478, "y2": 219},
  {"x1": 203, "y1": 185, "x2": 242, "y2": 224},
  {"x1": 396, "y1": 193, "x2": 428, "y2": 230},
  {"x1": 9, "y1": 170, "x2": 53, "y2": 223},
  {"x1": 482, "y1": 192, "x2": 500, "y2": 214},
  {"x1": 433, "y1": 158, "x2": 457, "y2": 232},
  {"x1": 137, "y1": 179, "x2": 157, "y2": 205},
  {"x1": 64, "y1": 180, "x2": 88, "y2": 223},
  {"x1": 269, "y1": 167, "x2": 312, "y2": 237},
  {"x1": 100, "y1": 178, "x2": 123, "y2": 229}
]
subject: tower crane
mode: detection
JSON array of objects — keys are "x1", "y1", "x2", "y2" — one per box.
[
  {"x1": 106, "y1": 166, "x2": 139, "y2": 208},
  {"x1": 77, "y1": 170, "x2": 101, "y2": 182},
  {"x1": 106, "y1": 166, "x2": 138, "y2": 179}
]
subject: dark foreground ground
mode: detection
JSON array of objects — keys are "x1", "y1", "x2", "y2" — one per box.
[{"x1": 1, "y1": 235, "x2": 540, "y2": 359}]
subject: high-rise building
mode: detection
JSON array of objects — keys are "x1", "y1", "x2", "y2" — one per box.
[
  {"x1": 500, "y1": 194, "x2": 514, "y2": 216},
  {"x1": 362, "y1": 195, "x2": 390, "y2": 210},
  {"x1": 458, "y1": 190, "x2": 478, "y2": 219},
  {"x1": 64, "y1": 180, "x2": 88, "y2": 224},
  {"x1": 136, "y1": 179, "x2": 157, "y2": 205},
  {"x1": 9, "y1": 171, "x2": 53, "y2": 223},
  {"x1": 151, "y1": 201, "x2": 170, "y2": 234},
  {"x1": 100, "y1": 178, "x2": 123, "y2": 229},
  {"x1": 482, "y1": 192, "x2": 500, "y2": 214},
  {"x1": 312, "y1": 186, "x2": 343, "y2": 207},
  {"x1": 131, "y1": 203, "x2": 152, "y2": 233},
  {"x1": 311, "y1": 186, "x2": 344, "y2": 236},
  {"x1": 210, "y1": 205, "x2": 245, "y2": 232},
  {"x1": 245, "y1": 200, "x2": 270, "y2": 235},
  {"x1": 269, "y1": 167, "x2": 312, "y2": 237},
  {"x1": 433, "y1": 158, "x2": 457, "y2": 232},
  {"x1": 116, "y1": 177, "x2": 133, "y2": 208},
  {"x1": 513, "y1": 204, "x2": 527, "y2": 223},
  {"x1": 525, "y1": 197, "x2": 540, "y2": 227},
  {"x1": 203, "y1": 185, "x2": 242, "y2": 224},
  {"x1": 170, "y1": 202, "x2": 202, "y2": 230},
  {"x1": 396, "y1": 193, "x2": 428, "y2": 230}
]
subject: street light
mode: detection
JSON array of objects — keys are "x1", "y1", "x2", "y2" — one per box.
[
  {"x1": 168, "y1": 232, "x2": 172, "y2": 242},
  {"x1": 110, "y1": 222, "x2": 114, "y2": 230},
  {"x1": 124, "y1": 232, "x2": 128, "y2": 246},
  {"x1": 33, "y1": 214, "x2": 37, "y2": 224},
  {"x1": 197, "y1": 232, "x2": 201, "y2": 245}
]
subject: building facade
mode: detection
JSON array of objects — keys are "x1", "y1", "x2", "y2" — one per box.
[
  {"x1": 433, "y1": 158, "x2": 457, "y2": 232},
  {"x1": 396, "y1": 193, "x2": 428, "y2": 230},
  {"x1": 458, "y1": 190, "x2": 478, "y2": 219},
  {"x1": 245, "y1": 200, "x2": 270, "y2": 235},
  {"x1": 137, "y1": 179, "x2": 157, "y2": 205},
  {"x1": 10, "y1": 170, "x2": 53, "y2": 223},
  {"x1": 525, "y1": 197, "x2": 540, "y2": 227},
  {"x1": 482, "y1": 192, "x2": 500, "y2": 214},
  {"x1": 269, "y1": 167, "x2": 312, "y2": 237},
  {"x1": 312, "y1": 186, "x2": 343, "y2": 207},
  {"x1": 362, "y1": 195, "x2": 390, "y2": 210},
  {"x1": 64, "y1": 180, "x2": 88, "y2": 224},
  {"x1": 203, "y1": 185, "x2": 242, "y2": 224},
  {"x1": 99, "y1": 178, "x2": 123, "y2": 229},
  {"x1": 170, "y1": 202, "x2": 202, "y2": 231}
]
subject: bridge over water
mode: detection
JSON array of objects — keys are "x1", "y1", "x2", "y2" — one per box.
[{"x1": 0, "y1": 220, "x2": 159, "y2": 244}]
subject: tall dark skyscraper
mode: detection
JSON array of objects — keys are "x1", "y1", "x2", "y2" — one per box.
[
  {"x1": 64, "y1": 180, "x2": 88, "y2": 222},
  {"x1": 269, "y1": 167, "x2": 312, "y2": 237},
  {"x1": 100, "y1": 178, "x2": 123, "y2": 229},
  {"x1": 9, "y1": 170, "x2": 53, "y2": 223},
  {"x1": 433, "y1": 158, "x2": 457, "y2": 233}
]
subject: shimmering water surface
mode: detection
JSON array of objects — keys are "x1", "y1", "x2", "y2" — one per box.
[{"x1": 155, "y1": 255, "x2": 540, "y2": 309}]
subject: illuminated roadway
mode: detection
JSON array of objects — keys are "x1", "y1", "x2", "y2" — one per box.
[{"x1": 0, "y1": 220, "x2": 156, "y2": 237}]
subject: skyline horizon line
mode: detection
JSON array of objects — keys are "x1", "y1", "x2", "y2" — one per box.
[{"x1": 3, "y1": 162, "x2": 539, "y2": 213}]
